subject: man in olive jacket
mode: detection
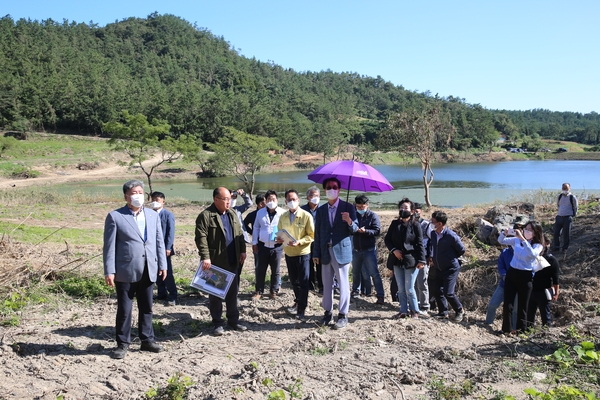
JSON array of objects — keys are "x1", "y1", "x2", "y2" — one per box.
[{"x1": 195, "y1": 187, "x2": 247, "y2": 336}]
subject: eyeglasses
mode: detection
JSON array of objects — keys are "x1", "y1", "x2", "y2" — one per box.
[
  {"x1": 325, "y1": 186, "x2": 339, "y2": 190},
  {"x1": 216, "y1": 197, "x2": 232, "y2": 202}
]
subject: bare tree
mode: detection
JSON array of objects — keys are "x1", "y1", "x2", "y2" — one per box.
[{"x1": 377, "y1": 104, "x2": 454, "y2": 207}]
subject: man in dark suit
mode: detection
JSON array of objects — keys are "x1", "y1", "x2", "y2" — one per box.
[
  {"x1": 151, "y1": 191, "x2": 177, "y2": 306},
  {"x1": 195, "y1": 187, "x2": 248, "y2": 336},
  {"x1": 103, "y1": 180, "x2": 167, "y2": 359},
  {"x1": 313, "y1": 177, "x2": 358, "y2": 329}
]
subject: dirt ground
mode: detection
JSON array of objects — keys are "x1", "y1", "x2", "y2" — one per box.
[{"x1": 1, "y1": 162, "x2": 600, "y2": 399}]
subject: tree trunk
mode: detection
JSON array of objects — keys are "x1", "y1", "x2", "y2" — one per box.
[{"x1": 422, "y1": 162, "x2": 434, "y2": 207}]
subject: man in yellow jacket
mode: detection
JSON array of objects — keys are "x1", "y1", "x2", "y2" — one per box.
[{"x1": 277, "y1": 189, "x2": 315, "y2": 320}]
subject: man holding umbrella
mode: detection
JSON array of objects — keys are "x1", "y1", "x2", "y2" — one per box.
[{"x1": 313, "y1": 177, "x2": 358, "y2": 329}]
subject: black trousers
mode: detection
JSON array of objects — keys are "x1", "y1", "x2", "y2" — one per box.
[
  {"x1": 156, "y1": 255, "x2": 178, "y2": 301},
  {"x1": 503, "y1": 267, "x2": 533, "y2": 332},
  {"x1": 255, "y1": 242, "x2": 282, "y2": 294},
  {"x1": 286, "y1": 254, "x2": 310, "y2": 313},
  {"x1": 527, "y1": 290, "x2": 552, "y2": 326},
  {"x1": 308, "y1": 243, "x2": 323, "y2": 291},
  {"x1": 210, "y1": 263, "x2": 240, "y2": 327},
  {"x1": 429, "y1": 267, "x2": 463, "y2": 314},
  {"x1": 115, "y1": 266, "x2": 155, "y2": 345}
]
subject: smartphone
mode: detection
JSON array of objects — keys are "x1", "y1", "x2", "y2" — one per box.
[{"x1": 506, "y1": 228, "x2": 515, "y2": 236}]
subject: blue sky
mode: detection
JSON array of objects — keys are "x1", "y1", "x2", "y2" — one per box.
[{"x1": 4, "y1": 1, "x2": 599, "y2": 113}]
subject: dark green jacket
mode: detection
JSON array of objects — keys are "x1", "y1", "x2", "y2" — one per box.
[{"x1": 195, "y1": 204, "x2": 246, "y2": 272}]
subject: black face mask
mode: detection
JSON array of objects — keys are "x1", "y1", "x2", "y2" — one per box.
[{"x1": 399, "y1": 210, "x2": 412, "y2": 219}]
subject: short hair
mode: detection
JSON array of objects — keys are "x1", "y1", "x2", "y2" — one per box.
[
  {"x1": 398, "y1": 198, "x2": 414, "y2": 211},
  {"x1": 306, "y1": 186, "x2": 320, "y2": 198},
  {"x1": 431, "y1": 210, "x2": 448, "y2": 225},
  {"x1": 414, "y1": 202, "x2": 423, "y2": 210},
  {"x1": 151, "y1": 191, "x2": 165, "y2": 199},
  {"x1": 212, "y1": 187, "x2": 228, "y2": 198},
  {"x1": 322, "y1": 177, "x2": 341, "y2": 190},
  {"x1": 123, "y1": 179, "x2": 144, "y2": 194},
  {"x1": 355, "y1": 194, "x2": 369, "y2": 205},
  {"x1": 255, "y1": 194, "x2": 265, "y2": 204},
  {"x1": 284, "y1": 189, "x2": 299, "y2": 199},
  {"x1": 265, "y1": 189, "x2": 278, "y2": 199}
]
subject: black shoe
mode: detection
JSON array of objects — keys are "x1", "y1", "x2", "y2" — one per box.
[
  {"x1": 213, "y1": 326, "x2": 225, "y2": 336},
  {"x1": 112, "y1": 344, "x2": 128, "y2": 359},
  {"x1": 228, "y1": 323, "x2": 248, "y2": 332},
  {"x1": 154, "y1": 295, "x2": 167, "y2": 301},
  {"x1": 333, "y1": 314, "x2": 348, "y2": 330},
  {"x1": 140, "y1": 341, "x2": 162, "y2": 353},
  {"x1": 318, "y1": 311, "x2": 333, "y2": 326},
  {"x1": 296, "y1": 313, "x2": 307, "y2": 322}
]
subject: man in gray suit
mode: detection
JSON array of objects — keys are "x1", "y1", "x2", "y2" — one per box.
[{"x1": 103, "y1": 180, "x2": 167, "y2": 359}]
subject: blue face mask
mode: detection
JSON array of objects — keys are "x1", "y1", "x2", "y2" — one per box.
[{"x1": 356, "y1": 209, "x2": 366, "y2": 215}]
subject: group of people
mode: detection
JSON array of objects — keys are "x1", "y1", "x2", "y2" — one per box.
[
  {"x1": 485, "y1": 183, "x2": 573, "y2": 334},
  {"x1": 102, "y1": 179, "x2": 574, "y2": 358}
]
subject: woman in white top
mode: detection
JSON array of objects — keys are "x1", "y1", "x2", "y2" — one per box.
[{"x1": 497, "y1": 221, "x2": 544, "y2": 333}]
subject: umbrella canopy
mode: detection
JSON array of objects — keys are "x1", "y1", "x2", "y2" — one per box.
[{"x1": 307, "y1": 160, "x2": 393, "y2": 201}]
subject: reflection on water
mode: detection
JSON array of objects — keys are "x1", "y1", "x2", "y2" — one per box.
[{"x1": 53, "y1": 160, "x2": 600, "y2": 208}]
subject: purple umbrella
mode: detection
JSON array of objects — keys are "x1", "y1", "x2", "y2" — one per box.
[{"x1": 308, "y1": 160, "x2": 393, "y2": 201}]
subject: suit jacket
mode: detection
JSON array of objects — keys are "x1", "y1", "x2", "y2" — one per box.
[
  {"x1": 103, "y1": 206, "x2": 167, "y2": 283},
  {"x1": 195, "y1": 203, "x2": 246, "y2": 273},
  {"x1": 158, "y1": 208, "x2": 175, "y2": 254},
  {"x1": 313, "y1": 199, "x2": 358, "y2": 265}
]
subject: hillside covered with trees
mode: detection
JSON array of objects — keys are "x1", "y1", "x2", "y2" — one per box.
[{"x1": 1, "y1": 13, "x2": 599, "y2": 152}]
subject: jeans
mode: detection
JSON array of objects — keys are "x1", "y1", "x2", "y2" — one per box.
[
  {"x1": 394, "y1": 266, "x2": 420, "y2": 314},
  {"x1": 351, "y1": 248, "x2": 384, "y2": 298},
  {"x1": 485, "y1": 284, "x2": 517, "y2": 326},
  {"x1": 552, "y1": 215, "x2": 573, "y2": 251},
  {"x1": 415, "y1": 265, "x2": 430, "y2": 310}
]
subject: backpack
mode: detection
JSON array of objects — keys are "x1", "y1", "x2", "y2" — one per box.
[{"x1": 558, "y1": 193, "x2": 577, "y2": 216}]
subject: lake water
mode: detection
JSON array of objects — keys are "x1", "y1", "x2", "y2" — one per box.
[{"x1": 56, "y1": 160, "x2": 600, "y2": 208}]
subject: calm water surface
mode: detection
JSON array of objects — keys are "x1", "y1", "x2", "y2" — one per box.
[{"x1": 56, "y1": 160, "x2": 600, "y2": 208}]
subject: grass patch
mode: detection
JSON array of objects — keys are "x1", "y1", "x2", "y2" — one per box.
[
  {"x1": 0, "y1": 221, "x2": 103, "y2": 246},
  {"x1": 49, "y1": 276, "x2": 113, "y2": 299}
]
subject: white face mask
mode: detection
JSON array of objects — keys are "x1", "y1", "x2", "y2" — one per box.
[
  {"x1": 523, "y1": 230, "x2": 534, "y2": 240},
  {"x1": 266, "y1": 201, "x2": 278, "y2": 210},
  {"x1": 562, "y1": 190, "x2": 569, "y2": 195},
  {"x1": 287, "y1": 200, "x2": 299, "y2": 210},
  {"x1": 150, "y1": 201, "x2": 162, "y2": 210},
  {"x1": 309, "y1": 197, "x2": 320, "y2": 205},
  {"x1": 130, "y1": 193, "x2": 145, "y2": 208},
  {"x1": 326, "y1": 189, "x2": 339, "y2": 200}
]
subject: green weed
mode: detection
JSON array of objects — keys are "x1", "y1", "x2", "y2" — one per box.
[
  {"x1": 426, "y1": 377, "x2": 475, "y2": 400},
  {"x1": 266, "y1": 390, "x2": 286, "y2": 400},
  {"x1": 524, "y1": 385, "x2": 599, "y2": 399},
  {"x1": 287, "y1": 378, "x2": 303, "y2": 399},
  {"x1": 50, "y1": 276, "x2": 114, "y2": 299},
  {"x1": 310, "y1": 346, "x2": 330, "y2": 356},
  {"x1": 145, "y1": 372, "x2": 194, "y2": 400}
]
